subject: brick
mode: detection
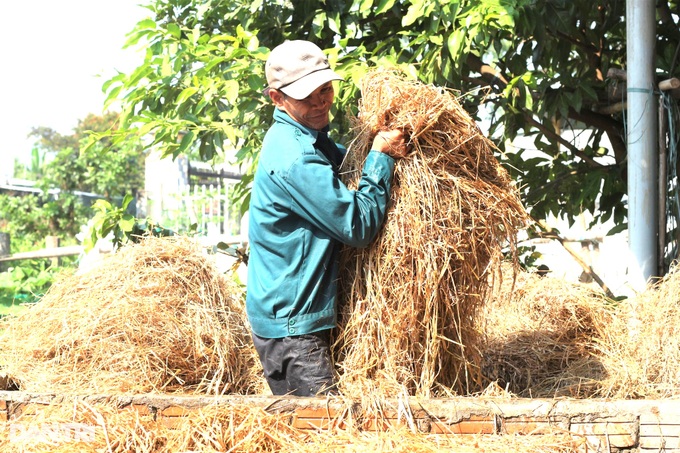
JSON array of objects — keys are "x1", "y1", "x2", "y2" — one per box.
[
  {"x1": 502, "y1": 418, "x2": 556, "y2": 435},
  {"x1": 429, "y1": 416, "x2": 495, "y2": 435},
  {"x1": 570, "y1": 420, "x2": 637, "y2": 449},
  {"x1": 291, "y1": 416, "x2": 348, "y2": 430},
  {"x1": 157, "y1": 416, "x2": 186, "y2": 429},
  {"x1": 159, "y1": 406, "x2": 193, "y2": 417},
  {"x1": 9, "y1": 403, "x2": 50, "y2": 420},
  {"x1": 361, "y1": 418, "x2": 400, "y2": 431},
  {"x1": 119, "y1": 404, "x2": 153, "y2": 417},
  {"x1": 293, "y1": 407, "x2": 340, "y2": 419}
]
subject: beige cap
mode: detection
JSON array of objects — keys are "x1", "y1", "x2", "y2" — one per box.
[{"x1": 264, "y1": 40, "x2": 344, "y2": 100}]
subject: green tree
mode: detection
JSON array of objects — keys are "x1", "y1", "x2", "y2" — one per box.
[
  {"x1": 31, "y1": 112, "x2": 145, "y2": 199},
  {"x1": 4, "y1": 112, "x2": 146, "y2": 241},
  {"x1": 101, "y1": 0, "x2": 679, "y2": 232}
]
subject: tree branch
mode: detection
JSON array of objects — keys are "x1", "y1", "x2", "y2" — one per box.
[
  {"x1": 466, "y1": 54, "x2": 508, "y2": 91},
  {"x1": 536, "y1": 229, "x2": 616, "y2": 299},
  {"x1": 522, "y1": 114, "x2": 604, "y2": 167},
  {"x1": 567, "y1": 108, "x2": 627, "y2": 164},
  {"x1": 464, "y1": 54, "x2": 626, "y2": 168}
]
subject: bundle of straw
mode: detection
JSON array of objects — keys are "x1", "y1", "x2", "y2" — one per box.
[
  {"x1": 334, "y1": 69, "x2": 530, "y2": 397},
  {"x1": 594, "y1": 264, "x2": 680, "y2": 399},
  {"x1": 481, "y1": 267, "x2": 614, "y2": 398},
  {"x1": 482, "y1": 263, "x2": 680, "y2": 399},
  {"x1": 0, "y1": 236, "x2": 258, "y2": 395}
]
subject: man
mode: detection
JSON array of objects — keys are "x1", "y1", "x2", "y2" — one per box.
[{"x1": 246, "y1": 40, "x2": 407, "y2": 396}]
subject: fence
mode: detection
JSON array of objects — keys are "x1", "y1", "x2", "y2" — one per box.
[{"x1": 146, "y1": 178, "x2": 245, "y2": 243}]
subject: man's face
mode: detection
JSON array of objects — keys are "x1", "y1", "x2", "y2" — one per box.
[{"x1": 271, "y1": 82, "x2": 335, "y2": 130}]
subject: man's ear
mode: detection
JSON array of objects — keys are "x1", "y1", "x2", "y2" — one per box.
[{"x1": 269, "y1": 89, "x2": 285, "y2": 107}]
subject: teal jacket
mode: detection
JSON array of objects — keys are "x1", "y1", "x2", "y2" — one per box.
[{"x1": 246, "y1": 108, "x2": 395, "y2": 338}]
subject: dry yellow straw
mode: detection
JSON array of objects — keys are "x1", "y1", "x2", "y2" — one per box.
[
  {"x1": 593, "y1": 264, "x2": 680, "y2": 399},
  {"x1": 335, "y1": 69, "x2": 530, "y2": 397},
  {"x1": 0, "y1": 236, "x2": 260, "y2": 395},
  {"x1": 0, "y1": 400, "x2": 586, "y2": 453},
  {"x1": 481, "y1": 266, "x2": 615, "y2": 398},
  {"x1": 482, "y1": 261, "x2": 680, "y2": 400}
]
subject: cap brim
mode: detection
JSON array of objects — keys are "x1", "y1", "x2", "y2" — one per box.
[{"x1": 279, "y1": 69, "x2": 344, "y2": 100}]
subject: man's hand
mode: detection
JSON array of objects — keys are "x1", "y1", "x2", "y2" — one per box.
[{"x1": 372, "y1": 129, "x2": 409, "y2": 159}]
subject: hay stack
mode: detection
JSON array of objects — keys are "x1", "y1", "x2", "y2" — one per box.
[
  {"x1": 480, "y1": 267, "x2": 615, "y2": 398},
  {"x1": 594, "y1": 265, "x2": 680, "y2": 398},
  {"x1": 0, "y1": 236, "x2": 258, "y2": 395},
  {"x1": 335, "y1": 69, "x2": 530, "y2": 397},
  {"x1": 481, "y1": 263, "x2": 680, "y2": 399}
]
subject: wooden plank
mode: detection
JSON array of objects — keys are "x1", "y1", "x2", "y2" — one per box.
[{"x1": 0, "y1": 245, "x2": 84, "y2": 262}]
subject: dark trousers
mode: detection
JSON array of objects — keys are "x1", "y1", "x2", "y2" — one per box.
[{"x1": 252, "y1": 330, "x2": 337, "y2": 396}]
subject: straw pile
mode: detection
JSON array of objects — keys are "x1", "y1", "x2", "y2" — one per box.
[
  {"x1": 335, "y1": 69, "x2": 530, "y2": 397},
  {"x1": 0, "y1": 236, "x2": 259, "y2": 395},
  {"x1": 593, "y1": 264, "x2": 680, "y2": 399},
  {"x1": 478, "y1": 262, "x2": 680, "y2": 400},
  {"x1": 480, "y1": 266, "x2": 615, "y2": 398},
  {"x1": 0, "y1": 400, "x2": 586, "y2": 453}
]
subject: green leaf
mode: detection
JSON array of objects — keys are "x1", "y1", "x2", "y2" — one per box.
[
  {"x1": 93, "y1": 199, "x2": 112, "y2": 212},
  {"x1": 358, "y1": 0, "x2": 373, "y2": 14},
  {"x1": 328, "y1": 12, "x2": 341, "y2": 34},
  {"x1": 167, "y1": 23, "x2": 181, "y2": 39},
  {"x1": 403, "y1": 1, "x2": 424, "y2": 27},
  {"x1": 375, "y1": 0, "x2": 396, "y2": 15},
  {"x1": 223, "y1": 80, "x2": 240, "y2": 104},
  {"x1": 121, "y1": 194, "x2": 134, "y2": 210},
  {"x1": 119, "y1": 214, "x2": 136, "y2": 232},
  {"x1": 581, "y1": 83, "x2": 598, "y2": 101},
  {"x1": 178, "y1": 130, "x2": 196, "y2": 154},
  {"x1": 127, "y1": 64, "x2": 154, "y2": 87},
  {"x1": 570, "y1": 90, "x2": 583, "y2": 112},
  {"x1": 177, "y1": 86, "x2": 199, "y2": 104},
  {"x1": 430, "y1": 34, "x2": 443, "y2": 46}
]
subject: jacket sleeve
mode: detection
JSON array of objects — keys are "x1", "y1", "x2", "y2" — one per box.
[{"x1": 281, "y1": 150, "x2": 395, "y2": 248}]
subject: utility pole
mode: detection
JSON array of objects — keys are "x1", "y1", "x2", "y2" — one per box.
[{"x1": 626, "y1": 0, "x2": 658, "y2": 292}]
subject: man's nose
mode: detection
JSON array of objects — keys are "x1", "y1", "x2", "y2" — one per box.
[{"x1": 309, "y1": 94, "x2": 328, "y2": 108}]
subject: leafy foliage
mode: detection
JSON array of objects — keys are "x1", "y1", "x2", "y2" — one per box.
[
  {"x1": 86, "y1": 195, "x2": 137, "y2": 251},
  {"x1": 3, "y1": 112, "x2": 148, "y2": 241},
  {"x1": 33, "y1": 112, "x2": 145, "y2": 200},
  {"x1": 0, "y1": 261, "x2": 56, "y2": 298},
  {"x1": 0, "y1": 112, "x2": 147, "y2": 298},
  {"x1": 101, "y1": 0, "x2": 680, "y2": 231},
  {"x1": 0, "y1": 194, "x2": 54, "y2": 250},
  {"x1": 85, "y1": 195, "x2": 176, "y2": 252}
]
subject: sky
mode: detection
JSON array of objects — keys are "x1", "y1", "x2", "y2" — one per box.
[{"x1": 0, "y1": 0, "x2": 151, "y2": 178}]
